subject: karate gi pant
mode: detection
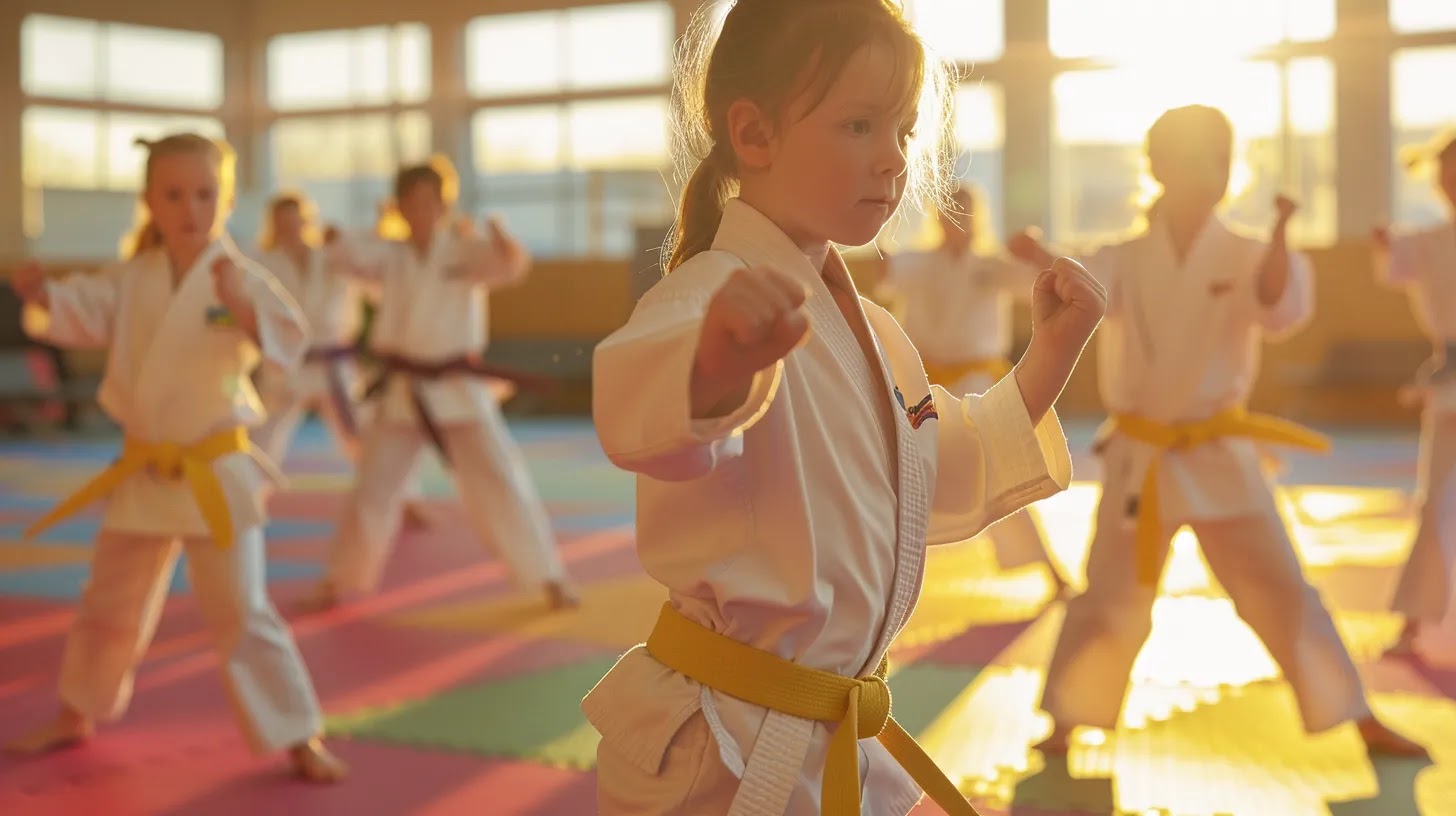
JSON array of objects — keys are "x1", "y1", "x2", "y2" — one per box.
[
  {"x1": 326, "y1": 398, "x2": 565, "y2": 594},
  {"x1": 253, "y1": 363, "x2": 427, "y2": 502},
  {"x1": 1040, "y1": 472, "x2": 1370, "y2": 734},
  {"x1": 1391, "y1": 408, "x2": 1456, "y2": 623},
  {"x1": 59, "y1": 527, "x2": 323, "y2": 753}
]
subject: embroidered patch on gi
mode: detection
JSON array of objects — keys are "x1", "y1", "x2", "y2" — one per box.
[
  {"x1": 204, "y1": 305, "x2": 236, "y2": 327},
  {"x1": 894, "y1": 386, "x2": 939, "y2": 429}
]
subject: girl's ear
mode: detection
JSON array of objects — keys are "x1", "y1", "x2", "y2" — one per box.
[{"x1": 727, "y1": 98, "x2": 776, "y2": 172}]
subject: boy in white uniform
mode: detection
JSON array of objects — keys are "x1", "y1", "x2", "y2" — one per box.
[
  {"x1": 306, "y1": 160, "x2": 577, "y2": 611},
  {"x1": 1013, "y1": 105, "x2": 1425, "y2": 757},
  {"x1": 1372, "y1": 129, "x2": 1456, "y2": 658}
]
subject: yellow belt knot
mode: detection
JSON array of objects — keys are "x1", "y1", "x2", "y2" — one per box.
[
  {"x1": 25, "y1": 426, "x2": 256, "y2": 550},
  {"x1": 1114, "y1": 407, "x2": 1329, "y2": 586},
  {"x1": 851, "y1": 673, "x2": 891, "y2": 736},
  {"x1": 644, "y1": 603, "x2": 981, "y2": 815}
]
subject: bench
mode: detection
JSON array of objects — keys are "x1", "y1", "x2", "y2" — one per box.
[
  {"x1": 1284, "y1": 340, "x2": 1432, "y2": 390},
  {"x1": 483, "y1": 337, "x2": 598, "y2": 415}
]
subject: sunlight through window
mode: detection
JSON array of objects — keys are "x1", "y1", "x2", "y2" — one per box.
[
  {"x1": 267, "y1": 24, "x2": 430, "y2": 111},
  {"x1": 1391, "y1": 46, "x2": 1456, "y2": 225},
  {"x1": 1390, "y1": 0, "x2": 1456, "y2": 33},
  {"x1": 1051, "y1": 59, "x2": 1335, "y2": 246},
  {"x1": 1048, "y1": 0, "x2": 1334, "y2": 61},
  {"x1": 906, "y1": 0, "x2": 1004, "y2": 63},
  {"x1": 466, "y1": 3, "x2": 672, "y2": 98}
]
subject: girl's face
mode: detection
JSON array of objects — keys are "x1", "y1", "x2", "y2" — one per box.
[
  {"x1": 741, "y1": 43, "x2": 917, "y2": 250},
  {"x1": 143, "y1": 152, "x2": 228, "y2": 254},
  {"x1": 272, "y1": 202, "x2": 306, "y2": 246},
  {"x1": 397, "y1": 181, "x2": 447, "y2": 239}
]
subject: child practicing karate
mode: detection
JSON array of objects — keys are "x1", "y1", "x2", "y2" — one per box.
[
  {"x1": 249, "y1": 192, "x2": 432, "y2": 529},
  {"x1": 3, "y1": 133, "x2": 346, "y2": 781},
  {"x1": 586, "y1": 1, "x2": 1106, "y2": 813},
  {"x1": 1372, "y1": 128, "x2": 1456, "y2": 659},
  {"x1": 1012, "y1": 104, "x2": 1426, "y2": 757},
  {"x1": 880, "y1": 183, "x2": 1071, "y2": 596},
  {"x1": 304, "y1": 158, "x2": 578, "y2": 611}
]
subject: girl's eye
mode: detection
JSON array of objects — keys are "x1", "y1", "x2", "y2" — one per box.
[{"x1": 847, "y1": 119, "x2": 871, "y2": 136}]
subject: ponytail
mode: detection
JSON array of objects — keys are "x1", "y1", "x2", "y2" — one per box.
[
  {"x1": 665, "y1": 144, "x2": 735, "y2": 273},
  {"x1": 123, "y1": 216, "x2": 164, "y2": 260}
]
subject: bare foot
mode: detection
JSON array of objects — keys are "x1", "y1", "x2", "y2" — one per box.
[
  {"x1": 296, "y1": 580, "x2": 341, "y2": 613},
  {"x1": 1358, "y1": 717, "x2": 1429, "y2": 758},
  {"x1": 289, "y1": 737, "x2": 348, "y2": 783},
  {"x1": 1033, "y1": 725, "x2": 1073, "y2": 756},
  {"x1": 545, "y1": 580, "x2": 581, "y2": 610},
  {"x1": 4, "y1": 707, "x2": 93, "y2": 756}
]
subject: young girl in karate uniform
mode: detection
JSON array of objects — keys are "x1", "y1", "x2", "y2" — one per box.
[
  {"x1": 880, "y1": 183, "x2": 1071, "y2": 596},
  {"x1": 305, "y1": 159, "x2": 577, "y2": 611},
  {"x1": 250, "y1": 193, "x2": 432, "y2": 529},
  {"x1": 1012, "y1": 105, "x2": 1425, "y2": 757},
  {"x1": 4, "y1": 133, "x2": 346, "y2": 781},
  {"x1": 585, "y1": 2, "x2": 1105, "y2": 813},
  {"x1": 1373, "y1": 129, "x2": 1456, "y2": 659}
]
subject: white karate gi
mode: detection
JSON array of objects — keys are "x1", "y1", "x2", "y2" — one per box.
[
  {"x1": 324, "y1": 227, "x2": 565, "y2": 595},
  {"x1": 1378, "y1": 221, "x2": 1456, "y2": 624},
  {"x1": 250, "y1": 245, "x2": 365, "y2": 464},
  {"x1": 1039, "y1": 214, "x2": 1372, "y2": 734},
  {"x1": 22, "y1": 237, "x2": 325, "y2": 753},
  {"x1": 587, "y1": 200, "x2": 1072, "y2": 816},
  {"x1": 881, "y1": 248, "x2": 1057, "y2": 576}
]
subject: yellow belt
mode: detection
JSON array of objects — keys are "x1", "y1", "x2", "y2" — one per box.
[
  {"x1": 1113, "y1": 407, "x2": 1329, "y2": 585},
  {"x1": 24, "y1": 426, "x2": 252, "y2": 550},
  {"x1": 645, "y1": 603, "x2": 980, "y2": 816},
  {"x1": 922, "y1": 357, "x2": 1010, "y2": 389}
]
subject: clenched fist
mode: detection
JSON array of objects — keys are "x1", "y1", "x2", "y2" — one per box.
[
  {"x1": 1030, "y1": 257, "x2": 1106, "y2": 352},
  {"x1": 690, "y1": 266, "x2": 811, "y2": 418}
]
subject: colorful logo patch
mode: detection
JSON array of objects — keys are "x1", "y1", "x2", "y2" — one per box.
[
  {"x1": 205, "y1": 305, "x2": 236, "y2": 327},
  {"x1": 893, "y1": 386, "x2": 938, "y2": 429}
]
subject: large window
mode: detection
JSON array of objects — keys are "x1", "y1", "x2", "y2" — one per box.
[
  {"x1": 266, "y1": 24, "x2": 432, "y2": 228},
  {"x1": 1046, "y1": 0, "x2": 1338, "y2": 247},
  {"x1": 20, "y1": 15, "x2": 224, "y2": 191},
  {"x1": 465, "y1": 3, "x2": 675, "y2": 257},
  {"x1": 1048, "y1": 0, "x2": 1334, "y2": 61},
  {"x1": 906, "y1": 0, "x2": 1004, "y2": 64},
  {"x1": 1391, "y1": 46, "x2": 1456, "y2": 226},
  {"x1": 1390, "y1": 0, "x2": 1456, "y2": 34}
]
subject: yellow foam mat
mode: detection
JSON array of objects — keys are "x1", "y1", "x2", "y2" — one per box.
[{"x1": 389, "y1": 573, "x2": 667, "y2": 650}]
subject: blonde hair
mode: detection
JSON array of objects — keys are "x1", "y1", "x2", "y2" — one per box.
[
  {"x1": 122, "y1": 133, "x2": 236, "y2": 260},
  {"x1": 257, "y1": 190, "x2": 322, "y2": 251},
  {"x1": 1399, "y1": 128, "x2": 1456, "y2": 177},
  {"x1": 664, "y1": 0, "x2": 956, "y2": 273}
]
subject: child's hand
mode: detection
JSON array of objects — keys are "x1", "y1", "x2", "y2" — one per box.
[
  {"x1": 1273, "y1": 194, "x2": 1298, "y2": 228},
  {"x1": 1008, "y1": 227, "x2": 1056, "y2": 268},
  {"x1": 1372, "y1": 224, "x2": 1391, "y2": 250},
  {"x1": 452, "y1": 215, "x2": 479, "y2": 239},
  {"x1": 1030, "y1": 257, "x2": 1106, "y2": 352},
  {"x1": 9, "y1": 261, "x2": 49, "y2": 307},
  {"x1": 691, "y1": 266, "x2": 810, "y2": 417},
  {"x1": 211, "y1": 256, "x2": 249, "y2": 309}
]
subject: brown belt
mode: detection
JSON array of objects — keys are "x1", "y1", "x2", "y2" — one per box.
[{"x1": 363, "y1": 353, "x2": 554, "y2": 464}]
